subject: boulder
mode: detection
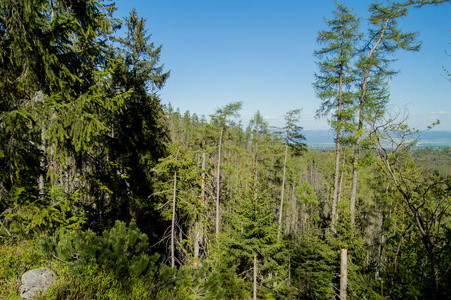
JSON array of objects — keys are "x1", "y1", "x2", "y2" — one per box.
[{"x1": 20, "y1": 267, "x2": 56, "y2": 299}]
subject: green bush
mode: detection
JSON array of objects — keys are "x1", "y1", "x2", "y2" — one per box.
[
  {"x1": 31, "y1": 221, "x2": 226, "y2": 299},
  {"x1": 38, "y1": 220, "x2": 157, "y2": 280}
]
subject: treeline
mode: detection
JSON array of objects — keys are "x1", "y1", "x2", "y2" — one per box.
[{"x1": 1, "y1": 0, "x2": 451, "y2": 299}]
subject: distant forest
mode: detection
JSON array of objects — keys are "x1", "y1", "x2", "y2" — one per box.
[{"x1": 1, "y1": 0, "x2": 451, "y2": 299}]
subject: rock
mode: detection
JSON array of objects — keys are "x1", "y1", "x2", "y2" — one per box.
[{"x1": 20, "y1": 267, "x2": 56, "y2": 299}]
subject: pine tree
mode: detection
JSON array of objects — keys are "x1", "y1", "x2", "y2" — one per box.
[{"x1": 221, "y1": 182, "x2": 283, "y2": 298}]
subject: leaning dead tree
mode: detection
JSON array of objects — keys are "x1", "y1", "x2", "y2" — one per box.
[{"x1": 368, "y1": 108, "x2": 450, "y2": 297}]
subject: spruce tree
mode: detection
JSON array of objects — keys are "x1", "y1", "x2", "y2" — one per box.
[
  {"x1": 84, "y1": 8, "x2": 170, "y2": 233},
  {"x1": 221, "y1": 182, "x2": 283, "y2": 298},
  {"x1": 277, "y1": 109, "x2": 306, "y2": 237},
  {"x1": 209, "y1": 101, "x2": 242, "y2": 239},
  {"x1": 0, "y1": 0, "x2": 122, "y2": 235},
  {"x1": 152, "y1": 143, "x2": 206, "y2": 267}
]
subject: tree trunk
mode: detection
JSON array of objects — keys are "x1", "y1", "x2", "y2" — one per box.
[
  {"x1": 340, "y1": 248, "x2": 348, "y2": 300},
  {"x1": 39, "y1": 128, "x2": 46, "y2": 200},
  {"x1": 349, "y1": 93, "x2": 365, "y2": 225},
  {"x1": 216, "y1": 127, "x2": 224, "y2": 239},
  {"x1": 349, "y1": 133, "x2": 361, "y2": 224},
  {"x1": 331, "y1": 132, "x2": 340, "y2": 232},
  {"x1": 171, "y1": 170, "x2": 177, "y2": 268},
  {"x1": 350, "y1": 19, "x2": 389, "y2": 224},
  {"x1": 338, "y1": 156, "x2": 345, "y2": 203},
  {"x1": 278, "y1": 135, "x2": 288, "y2": 237},
  {"x1": 194, "y1": 152, "x2": 206, "y2": 267},
  {"x1": 332, "y1": 46, "x2": 344, "y2": 233},
  {"x1": 253, "y1": 253, "x2": 258, "y2": 300},
  {"x1": 32, "y1": 91, "x2": 46, "y2": 201}
]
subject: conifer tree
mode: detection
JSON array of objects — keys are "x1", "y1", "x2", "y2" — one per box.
[
  {"x1": 0, "y1": 0, "x2": 122, "y2": 234},
  {"x1": 221, "y1": 181, "x2": 283, "y2": 298},
  {"x1": 348, "y1": 1, "x2": 421, "y2": 224},
  {"x1": 247, "y1": 111, "x2": 272, "y2": 201},
  {"x1": 85, "y1": 8, "x2": 170, "y2": 233},
  {"x1": 152, "y1": 144, "x2": 202, "y2": 267},
  {"x1": 277, "y1": 109, "x2": 306, "y2": 236},
  {"x1": 314, "y1": 1, "x2": 361, "y2": 232},
  {"x1": 210, "y1": 101, "x2": 242, "y2": 239}
]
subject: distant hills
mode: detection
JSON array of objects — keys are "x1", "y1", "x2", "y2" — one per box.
[
  {"x1": 303, "y1": 130, "x2": 336, "y2": 148},
  {"x1": 304, "y1": 130, "x2": 451, "y2": 148},
  {"x1": 416, "y1": 131, "x2": 451, "y2": 147}
]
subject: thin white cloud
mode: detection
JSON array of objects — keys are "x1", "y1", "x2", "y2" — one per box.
[
  {"x1": 430, "y1": 111, "x2": 450, "y2": 115},
  {"x1": 263, "y1": 115, "x2": 281, "y2": 120}
]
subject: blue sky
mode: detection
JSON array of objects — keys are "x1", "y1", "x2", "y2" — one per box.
[{"x1": 113, "y1": 0, "x2": 451, "y2": 131}]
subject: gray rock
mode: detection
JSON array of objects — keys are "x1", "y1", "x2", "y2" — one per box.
[{"x1": 20, "y1": 267, "x2": 56, "y2": 299}]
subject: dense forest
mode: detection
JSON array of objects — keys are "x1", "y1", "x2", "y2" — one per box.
[{"x1": 1, "y1": 0, "x2": 451, "y2": 299}]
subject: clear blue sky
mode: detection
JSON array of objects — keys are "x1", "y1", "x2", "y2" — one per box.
[{"x1": 113, "y1": 0, "x2": 451, "y2": 131}]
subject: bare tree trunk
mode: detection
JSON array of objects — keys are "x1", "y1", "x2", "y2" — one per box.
[
  {"x1": 278, "y1": 136, "x2": 288, "y2": 237},
  {"x1": 253, "y1": 253, "x2": 258, "y2": 300},
  {"x1": 332, "y1": 48, "x2": 344, "y2": 233},
  {"x1": 31, "y1": 91, "x2": 47, "y2": 200},
  {"x1": 338, "y1": 156, "x2": 345, "y2": 203},
  {"x1": 350, "y1": 133, "x2": 361, "y2": 224},
  {"x1": 171, "y1": 170, "x2": 177, "y2": 268},
  {"x1": 331, "y1": 133, "x2": 340, "y2": 232},
  {"x1": 39, "y1": 128, "x2": 46, "y2": 200},
  {"x1": 216, "y1": 127, "x2": 224, "y2": 239},
  {"x1": 194, "y1": 152, "x2": 206, "y2": 267},
  {"x1": 340, "y1": 249, "x2": 348, "y2": 300}
]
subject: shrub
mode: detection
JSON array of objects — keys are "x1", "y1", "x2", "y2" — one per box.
[{"x1": 38, "y1": 220, "x2": 157, "y2": 280}]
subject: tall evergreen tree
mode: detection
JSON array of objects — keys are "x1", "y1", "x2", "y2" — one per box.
[
  {"x1": 348, "y1": 1, "x2": 422, "y2": 224},
  {"x1": 84, "y1": 8, "x2": 170, "y2": 233},
  {"x1": 314, "y1": 1, "x2": 361, "y2": 232},
  {"x1": 209, "y1": 101, "x2": 242, "y2": 239},
  {"x1": 277, "y1": 109, "x2": 306, "y2": 236},
  {"x1": 0, "y1": 0, "x2": 123, "y2": 235}
]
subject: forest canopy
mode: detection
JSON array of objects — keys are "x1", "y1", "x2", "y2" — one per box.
[{"x1": 0, "y1": 0, "x2": 450, "y2": 299}]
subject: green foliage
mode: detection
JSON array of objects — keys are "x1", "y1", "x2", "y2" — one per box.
[
  {"x1": 4, "y1": 186, "x2": 85, "y2": 238},
  {"x1": 38, "y1": 220, "x2": 156, "y2": 280},
  {"x1": 221, "y1": 183, "x2": 285, "y2": 298},
  {"x1": 296, "y1": 182, "x2": 318, "y2": 206},
  {"x1": 291, "y1": 234, "x2": 338, "y2": 299},
  {"x1": 411, "y1": 147, "x2": 451, "y2": 176},
  {"x1": 280, "y1": 109, "x2": 307, "y2": 155},
  {"x1": 210, "y1": 102, "x2": 243, "y2": 129},
  {"x1": 314, "y1": 1, "x2": 361, "y2": 137},
  {"x1": 1, "y1": 1, "x2": 451, "y2": 299},
  {"x1": 173, "y1": 263, "x2": 224, "y2": 299},
  {"x1": 151, "y1": 143, "x2": 207, "y2": 266},
  {"x1": 1, "y1": 237, "x2": 224, "y2": 299},
  {"x1": 78, "y1": 7, "x2": 170, "y2": 237}
]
